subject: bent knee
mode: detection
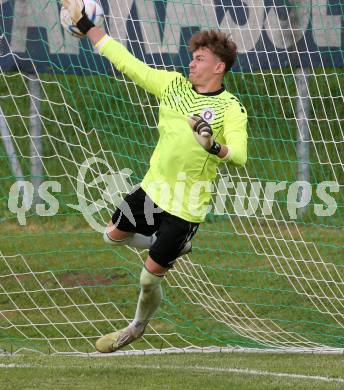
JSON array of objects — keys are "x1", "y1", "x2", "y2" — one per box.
[
  {"x1": 140, "y1": 266, "x2": 163, "y2": 288},
  {"x1": 103, "y1": 221, "x2": 133, "y2": 245},
  {"x1": 103, "y1": 230, "x2": 129, "y2": 245}
]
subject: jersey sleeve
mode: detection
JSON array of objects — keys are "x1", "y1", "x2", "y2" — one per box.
[
  {"x1": 222, "y1": 102, "x2": 248, "y2": 167},
  {"x1": 97, "y1": 36, "x2": 180, "y2": 98}
]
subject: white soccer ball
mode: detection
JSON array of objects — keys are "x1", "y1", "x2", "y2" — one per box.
[{"x1": 60, "y1": 0, "x2": 104, "y2": 38}]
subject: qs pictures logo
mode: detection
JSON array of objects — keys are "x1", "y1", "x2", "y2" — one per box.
[
  {"x1": 67, "y1": 157, "x2": 135, "y2": 233},
  {"x1": 7, "y1": 157, "x2": 135, "y2": 231}
]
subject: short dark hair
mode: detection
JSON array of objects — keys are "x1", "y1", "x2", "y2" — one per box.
[{"x1": 188, "y1": 30, "x2": 237, "y2": 73}]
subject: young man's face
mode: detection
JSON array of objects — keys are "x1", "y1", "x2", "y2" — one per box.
[{"x1": 188, "y1": 47, "x2": 225, "y2": 87}]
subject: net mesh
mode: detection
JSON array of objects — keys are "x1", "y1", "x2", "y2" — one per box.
[{"x1": 0, "y1": 0, "x2": 343, "y2": 354}]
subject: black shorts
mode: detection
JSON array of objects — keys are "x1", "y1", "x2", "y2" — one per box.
[{"x1": 111, "y1": 187, "x2": 199, "y2": 268}]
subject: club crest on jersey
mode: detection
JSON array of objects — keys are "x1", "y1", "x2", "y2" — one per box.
[{"x1": 200, "y1": 108, "x2": 216, "y2": 123}]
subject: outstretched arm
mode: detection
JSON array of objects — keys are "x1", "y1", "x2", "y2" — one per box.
[{"x1": 62, "y1": 0, "x2": 180, "y2": 98}]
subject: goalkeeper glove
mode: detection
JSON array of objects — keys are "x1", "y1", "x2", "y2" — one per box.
[
  {"x1": 188, "y1": 114, "x2": 221, "y2": 155},
  {"x1": 63, "y1": 0, "x2": 95, "y2": 35}
]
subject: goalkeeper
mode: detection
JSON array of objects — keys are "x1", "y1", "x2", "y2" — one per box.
[{"x1": 63, "y1": 0, "x2": 248, "y2": 353}]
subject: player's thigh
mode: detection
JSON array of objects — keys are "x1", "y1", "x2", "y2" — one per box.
[
  {"x1": 106, "y1": 220, "x2": 133, "y2": 240},
  {"x1": 149, "y1": 214, "x2": 199, "y2": 268},
  {"x1": 111, "y1": 186, "x2": 160, "y2": 236}
]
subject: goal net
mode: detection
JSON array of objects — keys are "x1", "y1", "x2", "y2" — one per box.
[{"x1": 0, "y1": 0, "x2": 343, "y2": 354}]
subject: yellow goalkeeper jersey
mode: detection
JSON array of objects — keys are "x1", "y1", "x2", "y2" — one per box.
[{"x1": 98, "y1": 37, "x2": 247, "y2": 223}]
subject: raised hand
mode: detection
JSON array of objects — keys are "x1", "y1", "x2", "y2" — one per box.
[
  {"x1": 188, "y1": 114, "x2": 222, "y2": 155},
  {"x1": 63, "y1": 0, "x2": 84, "y2": 24},
  {"x1": 62, "y1": 0, "x2": 95, "y2": 35},
  {"x1": 188, "y1": 114, "x2": 214, "y2": 151}
]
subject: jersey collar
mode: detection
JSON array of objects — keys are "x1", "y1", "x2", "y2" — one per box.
[{"x1": 192, "y1": 84, "x2": 225, "y2": 96}]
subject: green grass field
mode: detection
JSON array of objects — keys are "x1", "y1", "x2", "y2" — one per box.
[
  {"x1": 1, "y1": 352, "x2": 344, "y2": 389},
  {"x1": 0, "y1": 215, "x2": 343, "y2": 354}
]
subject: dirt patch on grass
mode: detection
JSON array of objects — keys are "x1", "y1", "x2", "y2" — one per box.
[{"x1": 59, "y1": 271, "x2": 125, "y2": 287}]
